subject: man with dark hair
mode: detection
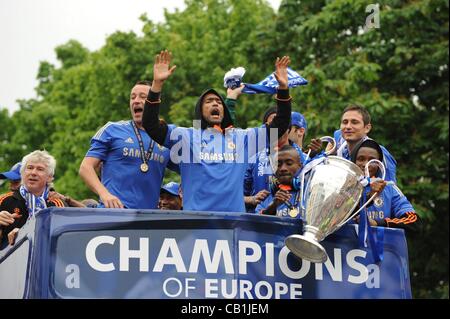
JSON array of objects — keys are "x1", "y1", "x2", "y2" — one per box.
[
  {"x1": 337, "y1": 104, "x2": 372, "y2": 152},
  {"x1": 143, "y1": 50, "x2": 292, "y2": 213},
  {"x1": 331, "y1": 104, "x2": 398, "y2": 182},
  {"x1": 256, "y1": 145, "x2": 302, "y2": 218},
  {"x1": 243, "y1": 110, "x2": 310, "y2": 213},
  {"x1": 350, "y1": 139, "x2": 420, "y2": 232},
  {"x1": 79, "y1": 80, "x2": 178, "y2": 209}
]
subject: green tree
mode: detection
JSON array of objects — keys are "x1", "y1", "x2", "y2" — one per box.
[{"x1": 273, "y1": 0, "x2": 449, "y2": 298}]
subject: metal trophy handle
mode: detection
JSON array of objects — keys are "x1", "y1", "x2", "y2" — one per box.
[
  {"x1": 337, "y1": 159, "x2": 386, "y2": 228},
  {"x1": 304, "y1": 135, "x2": 336, "y2": 161},
  {"x1": 365, "y1": 158, "x2": 386, "y2": 180},
  {"x1": 320, "y1": 136, "x2": 337, "y2": 156}
]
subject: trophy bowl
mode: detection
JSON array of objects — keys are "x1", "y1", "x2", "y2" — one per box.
[{"x1": 285, "y1": 156, "x2": 365, "y2": 263}]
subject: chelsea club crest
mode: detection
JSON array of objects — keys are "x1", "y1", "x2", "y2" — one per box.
[
  {"x1": 374, "y1": 196, "x2": 384, "y2": 207},
  {"x1": 227, "y1": 141, "x2": 236, "y2": 150}
]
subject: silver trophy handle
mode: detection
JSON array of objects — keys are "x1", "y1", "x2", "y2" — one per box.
[
  {"x1": 304, "y1": 136, "x2": 336, "y2": 162},
  {"x1": 365, "y1": 158, "x2": 386, "y2": 180},
  {"x1": 300, "y1": 136, "x2": 336, "y2": 214},
  {"x1": 320, "y1": 136, "x2": 336, "y2": 156},
  {"x1": 299, "y1": 170, "x2": 307, "y2": 214},
  {"x1": 337, "y1": 159, "x2": 386, "y2": 228}
]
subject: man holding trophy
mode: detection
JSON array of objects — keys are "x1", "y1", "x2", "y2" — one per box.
[
  {"x1": 283, "y1": 130, "x2": 420, "y2": 263},
  {"x1": 350, "y1": 139, "x2": 420, "y2": 232}
]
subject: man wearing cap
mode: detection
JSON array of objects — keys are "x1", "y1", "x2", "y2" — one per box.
[
  {"x1": 288, "y1": 111, "x2": 308, "y2": 149},
  {"x1": 143, "y1": 51, "x2": 292, "y2": 213},
  {"x1": 0, "y1": 150, "x2": 66, "y2": 246},
  {"x1": 0, "y1": 162, "x2": 22, "y2": 192},
  {"x1": 158, "y1": 182, "x2": 182, "y2": 210}
]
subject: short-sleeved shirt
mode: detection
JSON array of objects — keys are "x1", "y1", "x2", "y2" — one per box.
[{"x1": 86, "y1": 120, "x2": 174, "y2": 209}]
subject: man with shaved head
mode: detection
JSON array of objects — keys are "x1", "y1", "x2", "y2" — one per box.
[{"x1": 79, "y1": 80, "x2": 178, "y2": 209}]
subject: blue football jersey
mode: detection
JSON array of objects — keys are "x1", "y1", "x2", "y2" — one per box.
[
  {"x1": 363, "y1": 183, "x2": 415, "y2": 222},
  {"x1": 163, "y1": 125, "x2": 269, "y2": 213},
  {"x1": 86, "y1": 120, "x2": 173, "y2": 209}
]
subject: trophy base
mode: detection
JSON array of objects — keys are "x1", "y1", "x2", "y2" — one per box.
[{"x1": 285, "y1": 234, "x2": 328, "y2": 263}]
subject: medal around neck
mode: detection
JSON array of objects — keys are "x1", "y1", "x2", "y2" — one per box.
[
  {"x1": 289, "y1": 207, "x2": 299, "y2": 218},
  {"x1": 140, "y1": 163, "x2": 149, "y2": 173},
  {"x1": 131, "y1": 120, "x2": 154, "y2": 174}
]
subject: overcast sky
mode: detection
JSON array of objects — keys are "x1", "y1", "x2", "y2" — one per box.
[{"x1": 0, "y1": 0, "x2": 280, "y2": 114}]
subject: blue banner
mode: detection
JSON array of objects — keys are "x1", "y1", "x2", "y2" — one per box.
[{"x1": 0, "y1": 208, "x2": 411, "y2": 299}]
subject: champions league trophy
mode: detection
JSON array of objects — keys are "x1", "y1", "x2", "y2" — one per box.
[{"x1": 285, "y1": 138, "x2": 386, "y2": 263}]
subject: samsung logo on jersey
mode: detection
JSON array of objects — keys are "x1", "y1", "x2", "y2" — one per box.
[
  {"x1": 167, "y1": 123, "x2": 280, "y2": 166},
  {"x1": 367, "y1": 210, "x2": 385, "y2": 219},
  {"x1": 198, "y1": 152, "x2": 238, "y2": 162},
  {"x1": 123, "y1": 147, "x2": 165, "y2": 163}
]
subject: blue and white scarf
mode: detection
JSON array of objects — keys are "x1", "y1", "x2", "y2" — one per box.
[
  {"x1": 19, "y1": 185, "x2": 50, "y2": 220},
  {"x1": 224, "y1": 66, "x2": 308, "y2": 94}
]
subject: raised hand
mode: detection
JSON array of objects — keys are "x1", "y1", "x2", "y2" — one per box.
[
  {"x1": 273, "y1": 56, "x2": 291, "y2": 90},
  {"x1": 153, "y1": 50, "x2": 176, "y2": 82},
  {"x1": 152, "y1": 50, "x2": 176, "y2": 92},
  {"x1": 226, "y1": 83, "x2": 245, "y2": 100}
]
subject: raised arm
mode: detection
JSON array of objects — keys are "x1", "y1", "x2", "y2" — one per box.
[
  {"x1": 225, "y1": 83, "x2": 244, "y2": 126},
  {"x1": 268, "y1": 56, "x2": 292, "y2": 139},
  {"x1": 142, "y1": 50, "x2": 176, "y2": 145}
]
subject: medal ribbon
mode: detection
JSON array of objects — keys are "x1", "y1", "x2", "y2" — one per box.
[{"x1": 131, "y1": 121, "x2": 155, "y2": 170}]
